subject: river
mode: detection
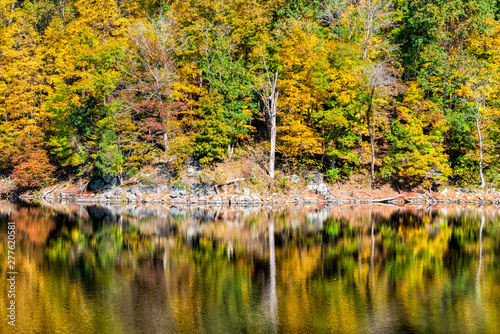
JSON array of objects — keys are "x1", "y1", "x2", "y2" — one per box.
[{"x1": 1, "y1": 201, "x2": 499, "y2": 333}]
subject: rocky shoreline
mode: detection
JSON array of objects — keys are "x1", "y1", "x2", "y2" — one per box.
[{"x1": 3, "y1": 171, "x2": 500, "y2": 207}]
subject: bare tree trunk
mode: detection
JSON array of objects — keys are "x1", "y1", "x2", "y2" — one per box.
[
  {"x1": 367, "y1": 97, "x2": 375, "y2": 183},
  {"x1": 269, "y1": 115, "x2": 276, "y2": 179},
  {"x1": 163, "y1": 128, "x2": 169, "y2": 152},
  {"x1": 476, "y1": 119, "x2": 485, "y2": 187},
  {"x1": 358, "y1": 110, "x2": 363, "y2": 164},
  {"x1": 254, "y1": 51, "x2": 279, "y2": 179},
  {"x1": 158, "y1": 96, "x2": 169, "y2": 152}
]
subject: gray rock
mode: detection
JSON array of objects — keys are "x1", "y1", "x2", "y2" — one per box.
[
  {"x1": 88, "y1": 178, "x2": 103, "y2": 191},
  {"x1": 128, "y1": 186, "x2": 143, "y2": 196},
  {"x1": 306, "y1": 174, "x2": 324, "y2": 190},
  {"x1": 291, "y1": 174, "x2": 300, "y2": 183},
  {"x1": 189, "y1": 182, "x2": 215, "y2": 197},
  {"x1": 316, "y1": 183, "x2": 329, "y2": 196},
  {"x1": 156, "y1": 185, "x2": 168, "y2": 195},
  {"x1": 114, "y1": 187, "x2": 124, "y2": 195},
  {"x1": 238, "y1": 195, "x2": 254, "y2": 203},
  {"x1": 187, "y1": 167, "x2": 195, "y2": 174},
  {"x1": 341, "y1": 191, "x2": 350, "y2": 196},
  {"x1": 104, "y1": 177, "x2": 119, "y2": 186},
  {"x1": 242, "y1": 187, "x2": 250, "y2": 195},
  {"x1": 169, "y1": 190, "x2": 179, "y2": 198},
  {"x1": 140, "y1": 184, "x2": 157, "y2": 195},
  {"x1": 441, "y1": 188, "x2": 449, "y2": 195},
  {"x1": 251, "y1": 194, "x2": 262, "y2": 202}
]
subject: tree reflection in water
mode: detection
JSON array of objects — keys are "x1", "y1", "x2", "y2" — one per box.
[{"x1": 1, "y1": 201, "x2": 500, "y2": 333}]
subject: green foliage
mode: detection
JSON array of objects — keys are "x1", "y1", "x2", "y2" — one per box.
[
  {"x1": 94, "y1": 130, "x2": 124, "y2": 178},
  {"x1": 324, "y1": 168, "x2": 341, "y2": 183},
  {"x1": 194, "y1": 96, "x2": 231, "y2": 164},
  {"x1": 1, "y1": 0, "x2": 500, "y2": 188}
]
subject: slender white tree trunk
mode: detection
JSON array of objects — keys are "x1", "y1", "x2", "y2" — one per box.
[
  {"x1": 476, "y1": 118, "x2": 485, "y2": 187},
  {"x1": 269, "y1": 115, "x2": 276, "y2": 179},
  {"x1": 367, "y1": 96, "x2": 375, "y2": 183}
]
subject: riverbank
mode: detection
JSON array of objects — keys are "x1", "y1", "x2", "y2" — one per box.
[{"x1": 2, "y1": 169, "x2": 500, "y2": 207}]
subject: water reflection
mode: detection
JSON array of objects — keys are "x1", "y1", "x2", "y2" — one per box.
[{"x1": 0, "y1": 201, "x2": 500, "y2": 333}]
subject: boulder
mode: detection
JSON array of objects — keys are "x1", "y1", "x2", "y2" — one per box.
[
  {"x1": 316, "y1": 183, "x2": 329, "y2": 196},
  {"x1": 237, "y1": 195, "x2": 254, "y2": 204},
  {"x1": 88, "y1": 179, "x2": 103, "y2": 191},
  {"x1": 114, "y1": 187, "x2": 124, "y2": 195},
  {"x1": 306, "y1": 174, "x2": 324, "y2": 190},
  {"x1": 291, "y1": 174, "x2": 300, "y2": 184},
  {"x1": 189, "y1": 182, "x2": 215, "y2": 197},
  {"x1": 242, "y1": 187, "x2": 250, "y2": 195},
  {"x1": 187, "y1": 167, "x2": 195, "y2": 174},
  {"x1": 129, "y1": 187, "x2": 143, "y2": 196},
  {"x1": 104, "y1": 177, "x2": 119, "y2": 187},
  {"x1": 140, "y1": 184, "x2": 157, "y2": 195},
  {"x1": 169, "y1": 190, "x2": 179, "y2": 198}
]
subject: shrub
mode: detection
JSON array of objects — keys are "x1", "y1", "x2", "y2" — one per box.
[{"x1": 12, "y1": 150, "x2": 56, "y2": 188}]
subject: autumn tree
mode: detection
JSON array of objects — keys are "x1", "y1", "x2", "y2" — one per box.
[
  {"x1": 254, "y1": 48, "x2": 280, "y2": 178},
  {"x1": 122, "y1": 11, "x2": 184, "y2": 153}
]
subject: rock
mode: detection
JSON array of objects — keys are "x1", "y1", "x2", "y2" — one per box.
[
  {"x1": 140, "y1": 184, "x2": 157, "y2": 195},
  {"x1": 104, "y1": 191, "x2": 114, "y2": 199},
  {"x1": 129, "y1": 187, "x2": 143, "y2": 196},
  {"x1": 189, "y1": 182, "x2": 215, "y2": 197},
  {"x1": 178, "y1": 188, "x2": 187, "y2": 197},
  {"x1": 114, "y1": 187, "x2": 124, "y2": 195},
  {"x1": 88, "y1": 178, "x2": 103, "y2": 191},
  {"x1": 272, "y1": 193, "x2": 278, "y2": 197},
  {"x1": 316, "y1": 183, "x2": 329, "y2": 196},
  {"x1": 441, "y1": 188, "x2": 449, "y2": 195},
  {"x1": 104, "y1": 177, "x2": 119, "y2": 187},
  {"x1": 156, "y1": 184, "x2": 168, "y2": 195},
  {"x1": 341, "y1": 191, "x2": 350, "y2": 196},
  {"x1": 251, "y1": 194, "x2": 262, "y2": 202},
  {"x1": 187, "y1": 167, "x2": 195, "y2": 174},
  {"x1": 306, "y1": 174, "x2": 324, "y2": 190},
  {"x1": 237, "y1": 195, "x2": 254, "y2": 204},
  {"x1": 169, "y1": 190, "x2": 179, "y2": 198},
  {"x1": 291, "y1": 174, "x2": 300, "y2": 183},
  {"x1": 242, "y1": 187, "x2": 250, "y2": 195}
]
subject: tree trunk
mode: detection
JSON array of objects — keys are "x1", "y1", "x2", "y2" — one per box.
[
  {"x1": 269, "y1": 115, "x2": 276, "y2": 179},
  {"x1": 367, "y1": 98, "x2": 375, "y2": 183},
  {"x1": 158, "y1": 95, "x2": 169, "y2": 152},
  {"x1": 162, "y1": 125, "x2": 169, "y2": 152},
  {"x1": 358, "y1": 109, "x2": 363, "y2": 164},
  {"x1": 476, "y1": 118, "x2": 485, "y2": 187}
]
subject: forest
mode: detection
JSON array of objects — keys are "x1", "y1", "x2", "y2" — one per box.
[{"x1": 1, "y1": 0, "x2": 500, "y2": 190}]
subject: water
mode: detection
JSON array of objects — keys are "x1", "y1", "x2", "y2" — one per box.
[{"x1": 1, "y1": 201, "x2": 500, "y2": 333}]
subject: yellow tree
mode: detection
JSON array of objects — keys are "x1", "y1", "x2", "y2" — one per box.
[
  {"x1": 275, "y1": 20, "x2": 328, "y2": 165},
  {"x1": 0, "y1": 0, "x2": 50, "y2": 170},
  {"x1": 43, "y1": 0, "x2": 130, "y2": 167}
]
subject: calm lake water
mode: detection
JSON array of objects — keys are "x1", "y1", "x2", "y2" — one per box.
[{"x1": 1, "y1": 201, "x2": 500, "y2": 334}]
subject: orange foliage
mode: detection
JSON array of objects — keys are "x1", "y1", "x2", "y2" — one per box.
[{"x1": 11, "y1": 150, "x2": 55, "y2": 188}]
